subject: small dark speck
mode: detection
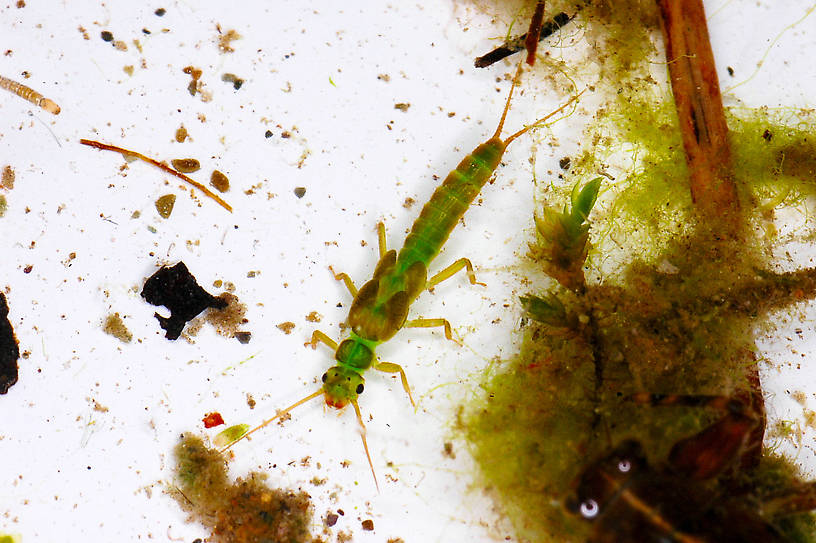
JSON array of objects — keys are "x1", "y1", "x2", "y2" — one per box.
[
  {"x1": 235, "y1": 331, "x2": 252, "y2": 344},
  {"x1": 142, "y1": 28, "x2": 151, "y2": 35},
  {"x1": 361, "y1": 519, "x2": 374, "y2": 531},
  {"x1": 325, "y1": 513, "x2": 339, "y2": 527},
  {"x1": 87, "y1": 466, "x2": 92, "y2": 470},
  {"x1": 337, "y1": 509, "x2": 345, "y2": 516},
  {"x1": 294, "y1": 187, "x2": 306, "y2": 198},
  {"x1": 762, "y1": 129, "x2": 773, "y2": 142},
  {"x1": 23, "y1": 265, "x2": 32, "y2": 274},
  {"x1": 155, "y1": 7, "x2": 166, "y2": 16},
  {"x1": 559, "y1": 157, "x2": 571, "y2": 170},
  {"x1": 100, "y1": 31, "x2": 114, "y2": 42},
  {"x1": 727, "y1": 66, "x2": 734, "y2": 76},
  {"x1": 264, "y1": 130, "x2": 273, "y2": 138},
  {"x1": 193, "y1": 539, "x2": 202, "y2": 543}
]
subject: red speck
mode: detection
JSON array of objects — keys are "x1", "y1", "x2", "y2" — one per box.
[{"x1": 202, "y1": 412, "x2": 225, "y2": 428}]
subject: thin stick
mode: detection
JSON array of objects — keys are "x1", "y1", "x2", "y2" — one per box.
[
  {"x1": 475, "y1": 12, "x2": 573, "y2": 68},
  {"x1": 0, "y1": 74, "x2": 60, "y2": 114},
  {"x1": 524, "y1": 1, "x2": 547, "y2": 66},
  {"x1": 79, "y1": 139, "x2": 233, "y2": 212},
  {"x1": 656, "y1": 0, "x2": 738, "y2": 215}
]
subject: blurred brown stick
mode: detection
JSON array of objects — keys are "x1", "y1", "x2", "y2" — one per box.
[{"x1": 656, "y1": 0, "x2": 739, "y2": 214}]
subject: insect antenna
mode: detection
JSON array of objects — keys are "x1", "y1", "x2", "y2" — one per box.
[
  {"x1": 219, "y1": 388, "x2": 323, "y2": 452},
  {"x1": 492, "y1": 61, "x2": 527, "y2": 140},
  {"x1": 503, "y1": 87, "x2": 586, "y2": 146},
  {"x1": 351, "y1": 398, "x2": 380, "y2": 492}
]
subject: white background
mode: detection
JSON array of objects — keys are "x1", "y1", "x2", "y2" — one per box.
[{"x1": 1, "y1": 1, "x2": 815, "y2": 542}]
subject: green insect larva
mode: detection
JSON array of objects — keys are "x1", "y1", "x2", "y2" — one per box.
[{"x1": 219, "y1": 65, "x2": 583, "y2": 488}]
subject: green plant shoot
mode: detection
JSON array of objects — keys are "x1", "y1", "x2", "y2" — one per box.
[{"x1": 531, "y1": 177, "x2": 602, "y2": 291}]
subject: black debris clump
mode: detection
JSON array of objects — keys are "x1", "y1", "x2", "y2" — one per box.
[
  {"x1": 141, "y1": 262, "x2": 227, "y2": 340},
  {"x1": 0, "y1": 293, "x2": 20, "y2": 394}
]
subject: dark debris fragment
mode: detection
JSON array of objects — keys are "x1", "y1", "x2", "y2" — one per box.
[
  {"x1": 141, "y1": 262, "x2": 227, "y2": 340},
  {"x1": 221, "y1": 73, "x2": 244, "y2": 90},
  {"x1": 0, "y1": 293, "x2": 19, "y2": 394},
  {"x1": 474, "y1": 12, "x2": 573, "y2": 68}
]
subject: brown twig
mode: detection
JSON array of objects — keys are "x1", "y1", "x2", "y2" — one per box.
[
  {"x1": 524, "y1": 1, "x2": 547, "y2": 66},
  {"x1": 656, "y1": 0, "x2": 738, "y2": 215},
  {"x1": 80, "y1": 139, "x2": 233, "y2": 212}
]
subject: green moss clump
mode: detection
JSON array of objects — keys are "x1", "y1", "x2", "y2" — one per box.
[
  {"x1": 562, "y1": 89, "x2": 693, "y2": 270},
  {"x1": 569, "y1": 0, "x2": 660, "y2": 75},
  {"x1": 729, "y1": 108, "x2": 816, "y2": 212},
  {"x1": 462, "y1": 9, "x2": 816, "y2": 537},
  {"x1": 465, "y1": 317, "x2": 596, "y2": 540},
  {"x1": 467, "y1": 192, "x2": 816, "y2": 540},
  {"x1": 172, "y1": 435, "x2": 320, "y2": 543}
]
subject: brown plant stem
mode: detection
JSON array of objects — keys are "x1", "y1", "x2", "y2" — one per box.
[
  {"x1": 656, "y1": 0, "x2": 739, "y2": 215},
  {"x1": 524, "y1": 1, "x2": 547, "y2": 66},
  {"x1": 80, "y1": 139, "x2": 233, "y2": 212}
]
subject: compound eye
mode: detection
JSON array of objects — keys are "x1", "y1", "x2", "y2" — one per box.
[
  {"x1": 321, "y1": 372, "x2": 328, "y2": 383},
  {"x1": 356, "y1": 383, "x2": 364, "y2": 394},
  {"x1": 618, "y1": 459, "x2": 631, "y2": 473},
  {"x1": 579, "y1": 499, "x2": 600, "y2": 519}
]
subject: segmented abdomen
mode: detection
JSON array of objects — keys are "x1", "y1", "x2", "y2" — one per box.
[{"x1": 394, "y1": 136, "x2": 506, "y2": 276}]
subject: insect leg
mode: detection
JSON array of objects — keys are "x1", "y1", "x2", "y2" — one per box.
[
  {"x1": 426, "y1": 258, "x2": 486, "y2": 290},
  {"x1": 308, "y1": 330, "x2": 338, "y2": 351},
  {"x1": 373, "y1": 361, "x2": 415, "y2": 408},
  {"x1": 403, "y1": 318, "x2": 459, "y2": 344},
  {"x1": 377, "y1": 222, "x2": 387, "y2": 258},
  {"x1": 328, "y1": 265, "x2": 358, "y2": 297}
]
